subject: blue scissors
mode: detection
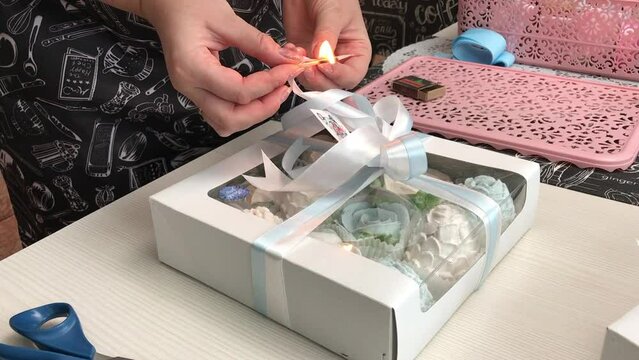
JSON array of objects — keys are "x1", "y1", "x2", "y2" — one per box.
[{"x1": 0, "y1": 303, "x2": 131, "y2": 360}]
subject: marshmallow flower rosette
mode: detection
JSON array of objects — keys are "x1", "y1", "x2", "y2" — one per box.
[
  {"x1": 327, "y1": 189, "x2": 421, "y2": 260},
  {"x1": 403, "y1": 175, "x2": 518, "y2": 299},
  {"x1": 251, "y1": 189, "x2": 321, "y2": 219},
  {"x1": 463, "y1": 175, "x2": 516, "y2": 229},
  {"x1": 406, "y1": 203, "x2": 484, "y2": 299}
]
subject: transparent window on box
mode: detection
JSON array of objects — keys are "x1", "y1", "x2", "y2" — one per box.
[{"x1": 209, "y1": 133, "x2": 527, "y2": 312}]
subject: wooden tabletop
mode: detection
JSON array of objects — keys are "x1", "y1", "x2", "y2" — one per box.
[{"x1": 1, "y1": 122, "x2": 638, "y2": 360}]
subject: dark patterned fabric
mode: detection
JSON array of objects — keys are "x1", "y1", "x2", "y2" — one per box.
[
  {"x1": 360, "y1": 0, "x2": 458, "y2": 57},
  {"x1": 0, "y1": 0, "x2": 288, "y2": 245}
]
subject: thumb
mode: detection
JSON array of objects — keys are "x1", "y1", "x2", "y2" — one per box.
[
  {"x1": 311, "y1": 1, "x2": 343, "y2": 57},
  {"x1": 224, "y1": 17, "x2": 299, "y2": 66}
]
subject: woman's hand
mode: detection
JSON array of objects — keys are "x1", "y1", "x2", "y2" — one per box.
[
  {"x1": 284, "y1": 0, "x2": 371, "y2": 91},
  {"x1": 136, "y1": 0, "x2": 304, "y2": 136}
]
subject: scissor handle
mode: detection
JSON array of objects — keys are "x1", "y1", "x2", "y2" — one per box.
[
  {"x1": 0, "y1": 343, "x2": 85, "y2": 360},
  {"x1": 9, "y1": 303, "x2": 96, "y2": 360}
]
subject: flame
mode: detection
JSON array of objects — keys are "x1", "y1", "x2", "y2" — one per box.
[{"x1": 318, "y1": 40, "x2": 336, "y2": 64}]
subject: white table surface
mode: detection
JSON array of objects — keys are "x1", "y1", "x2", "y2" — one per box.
[{"x1": 1, "y1": 121, "x2": 638, "y2": 360}]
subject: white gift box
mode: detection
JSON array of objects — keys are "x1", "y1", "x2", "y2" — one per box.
[
  {"x1": 150, "y1": 127, "x2": 540, "y2": 360},
  {"x1": 601, "y1": 305, "x2": 639, "y2": 360}
]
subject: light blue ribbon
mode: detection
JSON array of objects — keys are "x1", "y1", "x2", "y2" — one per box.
[
  {"x1": 246, "y1": 82, "x2": 503, "y2": 323},
  {"x1": 452, "y1": 28, "x2": 516, "y2": 67},
  {"x1": 251, "y1": 167, "x2": 382, "y2": 317},
  {"x1": 387, "y1": 134, "x2": 429, "y2": 181}
]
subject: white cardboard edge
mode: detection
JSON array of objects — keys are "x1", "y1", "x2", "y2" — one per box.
[{"x1": 601, "y1": 305, "x2": 639, "y2": 360}]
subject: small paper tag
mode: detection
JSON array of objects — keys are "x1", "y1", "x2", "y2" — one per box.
[{"x1": 310, "y1": 109, "x2": 350, "y2": 141}]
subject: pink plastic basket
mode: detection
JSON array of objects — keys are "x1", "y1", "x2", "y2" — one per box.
[
  {"x1": 458, "y1": 0, "x2": 639, "y2": 81},
  {"x1": 357, "y1": 56, "x2": 639, "y2": 171}
]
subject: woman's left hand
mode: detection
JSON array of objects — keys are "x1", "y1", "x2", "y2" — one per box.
[{"x1": 284, "y1": 0, "x2": 371, "y2": 91}]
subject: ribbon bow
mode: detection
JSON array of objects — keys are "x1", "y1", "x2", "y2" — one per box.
[{"x1": 244, "y1": 81, "x2": 428, "y2": 192}]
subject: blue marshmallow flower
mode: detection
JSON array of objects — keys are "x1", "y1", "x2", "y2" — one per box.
[{"x1": 341, "y1": 202, "x2": 410, "y2": 245}]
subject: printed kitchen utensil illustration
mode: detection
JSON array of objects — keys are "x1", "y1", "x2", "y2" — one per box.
[
  {"x1": 12, "y1": 100, "x2": 46, "y2": 136},
  {"x1": 95, "y1": 185, "x2": 115, "y2": 207},
  {"x1": 0, "y1": 74, "x2": 44, "y2": 97},
  {"x1": 0, "y1": 0, "x2": 295, "y2": 246},
  {"x1": 41, "y1": 26, "x2": 108, "y2": 47},
  {"x1": 48, "y1": 17, "x2": 97, "y2": 33},
  {"x1": 86, "y1": 0, "x2": 130, "y2": 34},
  {"x1": 103, "y1": 42, "x2": 154, "y2": 80},
  {"x1": 53, "y1": 175, "x2": 89, "y2": 212},
  {"x1": 118, "y1": 157, "x2": 168, "y2": 190},
  {"x1": 6, "y1": 0, "x2": 42, "y2": 35},
  {"x1": 32, "y1": 101, "x2": 83, "y2": 142},
  {"x1": 26, "y1": 181, "x2": 55, "y2": 212},
  {"x1": 118, "y1": 132, "x2": 148, "y2": 162},
  {"x1": 23, "y1": 15, "x2": 42, "y2": 77},
  {"x1": 100, "y1": 81, "x2": 141, "y2": 114},
  {"x1": 59, "y1": 48, "x2": 102, "y2": 101},
  {"x1": 86, "y1": 118, "x2": 120, "y2": 177},
  {"x1": 0, "y1": 33, "x2": 18, "y2": 68},
  {"x1": 31, "y1": 140, "x2": 80, "y2": 173}
]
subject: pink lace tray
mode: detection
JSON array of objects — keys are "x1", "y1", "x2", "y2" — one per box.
[
  {"x1": 357, "y1": 56, "x2": 639, "y2": 171},
  {"x1": 458, "y1": 0, "x2": 639, "y2": 81}
]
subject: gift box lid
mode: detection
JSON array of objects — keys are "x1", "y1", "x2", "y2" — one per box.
[{"x1": 602, "y1": 305, "x2": 639, "y2": 360}]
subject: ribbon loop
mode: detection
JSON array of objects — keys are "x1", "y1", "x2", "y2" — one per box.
[
  {"x1": 380, "y1": 134, "x2": 428, "y2": 181},
  {"x1": 373, "y1": 96, "x2": 412, "y2": 140},
  {"x1": 247, "y1": 82, "x2": 421, "y2": 193}
]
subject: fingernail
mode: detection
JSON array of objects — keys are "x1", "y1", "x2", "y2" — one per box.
[
  {"x1": 319, "y1": 63, "x2": 334, "y2": 74},
  {"x1": 289, "y1": 67, "x2": 304, "y2": 80},
  {"x1": 279, "y1": 47, "x2": 303, "y2": 61},
  {"x1": 284, "y1": 43, "x2": 296, "y2": 49},
  {"x1": 280, "y1": 87, "x2": 292, "y2": 102},
  {"x1": 304, "y1": 67, "x2": 315, "y2": 79}
]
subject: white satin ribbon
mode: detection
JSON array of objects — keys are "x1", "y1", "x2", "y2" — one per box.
[{"x1": 245, "y1": 81, "x2": 424, "y2": 191}]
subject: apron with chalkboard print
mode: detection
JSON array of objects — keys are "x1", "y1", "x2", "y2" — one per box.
[{"x1": 0, "y1": 0, "x2": 288, "y2": 246}]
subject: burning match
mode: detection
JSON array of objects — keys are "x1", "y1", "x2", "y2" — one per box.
[{"x1": 300, "y1": 40, "x2": 355, "y2": 67}]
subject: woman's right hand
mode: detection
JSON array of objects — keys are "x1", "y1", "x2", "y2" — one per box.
[{"x1": 139, "y1": 0, "x2": 304, "y2": 136}]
